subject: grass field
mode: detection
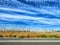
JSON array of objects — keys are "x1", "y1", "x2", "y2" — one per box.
[{"x1": 0, "y1": 30, "x2": 60, "y2": 38}]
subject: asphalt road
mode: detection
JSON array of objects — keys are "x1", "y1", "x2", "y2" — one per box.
[
  {"x1": 0, "y1": 42, "x2": 60, "y2": 45},
  {"x1": 0, "y1": 38, "x2": 60, "y2": 45},
  {"x1": 0, "y1": 38, "x2": 60, "y2": 42}
]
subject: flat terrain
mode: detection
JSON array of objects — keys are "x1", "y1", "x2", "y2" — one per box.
[{"x1": 0, "y1": 31, "x2": 60, "y2": 38}]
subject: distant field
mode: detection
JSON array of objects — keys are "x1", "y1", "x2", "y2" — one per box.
[{"x1": 0, "y1": 31, "x2": 60, "y2": 38}]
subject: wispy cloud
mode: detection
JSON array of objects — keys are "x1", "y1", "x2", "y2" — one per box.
[
  {"x1": 0, "y1": 12, "x2": 60, "y2": 26},
  {"x1": 0, "y1": 0, "x2": 60, "y2": 30}
]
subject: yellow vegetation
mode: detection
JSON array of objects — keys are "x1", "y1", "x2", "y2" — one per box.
[{"x1": 0, "y1": 31, "x2": 60, "y2": 38}]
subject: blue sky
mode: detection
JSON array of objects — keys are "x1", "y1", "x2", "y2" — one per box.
[{"x1": 0, "y1": 0, "x2": 60, "y2": 31}]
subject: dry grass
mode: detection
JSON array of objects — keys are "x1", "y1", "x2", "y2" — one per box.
[{"x1": 0, "y1": 31, "x2": 60, "y2": 38}]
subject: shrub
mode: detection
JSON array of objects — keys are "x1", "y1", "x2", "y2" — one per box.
[
  {"x1": 0, "y1": 35, "x2": 3, "y2": 38},
  {"x1": 37, "y1": 35, "x2": 40, "y2": 38},
  {"x1": 40, "y1": 35, "x2": 47, "y2": 38},
  {"x1": 49, "y1": 35, "x2": 58, "y2": 38},
  {"x1": 20, "y1": 35, "x2": 25, "y2": 38},
  {"x1": 12, "y1": 35, "x2": 16, "y2": 37},
  {"x1": 27, "y1": 35, "x2": 30, "y2": 38}
]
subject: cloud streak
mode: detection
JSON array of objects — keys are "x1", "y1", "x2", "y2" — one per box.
[{"x1": 0, "y1": 0, "x2": 60, "y2": 31}]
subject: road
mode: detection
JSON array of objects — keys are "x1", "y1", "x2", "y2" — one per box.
[
  {"x1": 0, "y1": 38, "x2": 60, "y2": 45},
  {"x1": 0, "y1": 42, "x2": 60, "y2": 45}
]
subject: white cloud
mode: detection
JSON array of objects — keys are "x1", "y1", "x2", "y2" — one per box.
[
  {"x1": 0, "y1": 5, "x2": 60, "y2": 26},
  {"x1": 1, "y1": 7, "x2": 60, "y2": 17},
  {"x1": 0, "y1": 13, "x2": 60, "y2": 25},
  {"x1": 0, "y1": 7, "x2": 37, "y2": 14}
]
